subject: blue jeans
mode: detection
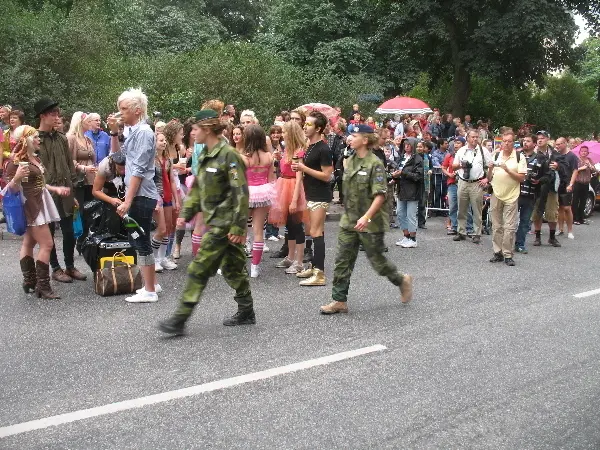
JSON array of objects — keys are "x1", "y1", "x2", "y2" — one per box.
[
  {"x1": 397, "y1": 200, "x2": 418, "y2": 233},
  {"x1": 515, "y1": 197, "x2": 535, "y2": 249},
  {"x1": 448, "y1": 184, "x2": 473, "y2": 232},
  {"x1": 266, "y1": 223, "x2": 279, "y2": 239}
]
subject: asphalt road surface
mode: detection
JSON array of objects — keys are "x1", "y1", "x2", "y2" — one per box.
[{"x1": 1, "y1": 217, "x2": 599, "y2": 449}]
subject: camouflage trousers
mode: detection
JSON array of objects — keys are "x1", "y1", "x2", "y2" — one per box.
[
  {"x1": 332, "y1": 228, "x2": 403, "y2": 303},
  {"x1": 175, "y1": 228, "x2": 253, "y2": 318}
]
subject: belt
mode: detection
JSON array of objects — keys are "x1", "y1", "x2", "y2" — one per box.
[
  {"x1": 281, "y1": 175, "x2": 296, "y2": 179},
  {"x1": 459, "y1": 177, "x2": 484, "y2": 183}
]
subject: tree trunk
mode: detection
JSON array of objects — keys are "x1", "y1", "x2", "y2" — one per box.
[
  {"x1": 449, "y1": 63, "x2": 471, "y2": 118},
  {"x1": 597, "y1": 79, "x2": 600, "y2": 103}
]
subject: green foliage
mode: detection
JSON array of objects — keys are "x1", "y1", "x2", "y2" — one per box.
[{"x1": 528, "y1": 74, "x2": 600, "y2": 138}]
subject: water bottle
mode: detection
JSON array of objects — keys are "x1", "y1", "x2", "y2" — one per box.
[{"x1": 122, "y1": 214, "x2": 146, "y2": 236}]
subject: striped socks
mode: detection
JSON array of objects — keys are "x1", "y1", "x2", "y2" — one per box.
[
  {"x1": 151, "y1": 237, "x2": 161, "y2": 260},
  {"x1": 251, "y1": 242, "x2": 264, "y2": 265},
  {"x1": 191, "y1": 233, "x2": 202, "y2": 257}
]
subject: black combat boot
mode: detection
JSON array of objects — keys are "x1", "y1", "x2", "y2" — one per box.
[
  {"x1": 158, "y1": 315, "x2": 188, "y2": 336},
  {"x1": 223, "y1": 310, "x2": 256, "y2": 326}
]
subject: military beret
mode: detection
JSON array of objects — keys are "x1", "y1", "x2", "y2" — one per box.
[
  {"x1": 349, "y1": 124, "x2": 374, "y2": 134},
  {"x1": 194, "y1": 109, "x2": 219, "y2": 122}
]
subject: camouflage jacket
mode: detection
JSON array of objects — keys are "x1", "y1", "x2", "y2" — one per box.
[
  {"x1": 340, "y1": 151, "x2": 388, "y2": 233},
  {"x1": 181, "y1": 139, "x2": 249, "y2": 236}
]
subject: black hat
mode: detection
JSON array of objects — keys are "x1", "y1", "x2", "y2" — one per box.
[
  {"x1": 34, "y1": 98, "x2": 59, "y2": 118},
  {"x1": 536, "y1": 130, "x2": 550, "y2": 138}
]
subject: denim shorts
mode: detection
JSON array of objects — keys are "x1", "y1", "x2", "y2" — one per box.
[{"x1": 128, "y1": 196, "x2": 158, "y2": 264}]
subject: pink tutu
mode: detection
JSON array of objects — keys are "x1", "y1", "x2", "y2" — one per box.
[
  {"x1": 249, "y1": 182, "x2": 276, "y2": 209},
  {"x1": 269, "y1": 177, "x2": 306, "y2": 226}
]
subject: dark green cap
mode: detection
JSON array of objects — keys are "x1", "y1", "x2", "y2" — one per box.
[{"x1": 194, "y1": 109, "x2": 219, "y2": 122}]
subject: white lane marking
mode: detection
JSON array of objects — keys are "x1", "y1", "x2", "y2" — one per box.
[
  {"x1": 573, "y1": 289, "x2": 600, "y2": 298},
  {"x1": 0, "y1": 344, "x2": 386, "y2": 439}
]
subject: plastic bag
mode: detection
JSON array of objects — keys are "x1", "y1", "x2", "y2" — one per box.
[
  {"x1": 73, "y1": 209, "x2": 83, "y2": 238},
  {"x1": 2, "y1": 188, "x2": 27, "y2": 236}
]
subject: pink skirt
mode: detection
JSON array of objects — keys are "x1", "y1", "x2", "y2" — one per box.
[
  {"x1": 249, "y1": 182, "x2": 276, "y2": 209},
  {"x1": 269, "y1": 177, "x2": 307, "y2": 226}
]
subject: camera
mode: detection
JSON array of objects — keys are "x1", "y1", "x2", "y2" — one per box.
[
  {"x1": 153, "y1": 111, "x2": 162, "y2": 118},
  {"x1": 386, "y1": 161, "x2": 398, "y2": 181},
  {"x1": 461, "y1": 159, "x2": 473, "y2": 179}
]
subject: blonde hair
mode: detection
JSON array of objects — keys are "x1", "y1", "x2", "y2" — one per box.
[
  {"x1": 67, "y1": 111, "x2": 92, "y2": 140},
  {"x1": 201, "y1": 99, "x2": 224, "y2": 116},
  {"x1": 240, "y1": 110, "x2": 259, "y2": 125},
  {"x1": 282, "y1": 121, "x2": 305, "y2": 162},
  {"x1": 12, "y1": 125, "x2": 38, "y2": 163},
  {"x1": 118, "y1": 88, "x2": 149, "y2": 121}
]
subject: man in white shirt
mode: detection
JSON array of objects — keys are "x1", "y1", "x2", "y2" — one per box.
[
  {"x1": 487, "y1": 131, "x2": 528, "y2": 266},
  {"x1": 452, "y1": 130, "x2": 492, "y2": 244}
]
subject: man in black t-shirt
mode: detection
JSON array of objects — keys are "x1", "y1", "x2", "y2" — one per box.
[
  {"x1": 291, "y1": 111, "x2": 333, "y2": 286},
  {"x1": 555, "y1": 137, "x2": 579, "y2": 238}
]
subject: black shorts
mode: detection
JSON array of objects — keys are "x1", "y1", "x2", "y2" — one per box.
[{"x1": 559, "y1": 192, "x2": 573, "y2": 207}]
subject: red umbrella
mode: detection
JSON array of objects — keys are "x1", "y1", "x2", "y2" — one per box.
[
  {"x1": 375, "y1": 96, "x2": 433, "y2": 115},
  {"x1": 298, "y1": 103, "x2": 339, "y2": 119},
  {"x1": 572, "y1": 141, "x2": 600, "y2": 163}
]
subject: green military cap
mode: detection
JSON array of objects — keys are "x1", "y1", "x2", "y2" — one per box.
[{"x1": 194, "y1": 109, "x2": 219, "y2": 122}]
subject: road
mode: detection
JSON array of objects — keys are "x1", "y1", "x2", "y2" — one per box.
[{"x1": 1, "y1": 218, "x2": 599, "y2": 449}]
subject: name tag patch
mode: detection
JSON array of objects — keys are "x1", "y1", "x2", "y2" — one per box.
[
  {"x1": 358, "y1": 171, "x2": 367, "y2": 175},
  {"x1": 206, "y1": 167, "x2": 217, "y2": 173}
]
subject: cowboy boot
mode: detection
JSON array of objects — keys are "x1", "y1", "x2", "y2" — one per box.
[
  {"x1": 35, "y1": 261, "x2": 61, "y2": 299},
  {"x1": 20, "y1": 256, "x2": 36, "y2": 293}
]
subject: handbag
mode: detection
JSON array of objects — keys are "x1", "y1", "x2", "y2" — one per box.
[
  {"x1": 2, "y1": 188, "x2": 27, "y2": 236},
  {"x1": 95, "y1": 252, "x2": 142, "y2": 296},
  {"x1": 99, "y1": 253, "x2": 135, "y2": 270}
]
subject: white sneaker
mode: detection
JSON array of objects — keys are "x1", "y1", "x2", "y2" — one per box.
[
  {"x1": 217, "y1": 268, "x2": 222, "y2": 275},
  {"x1": 160, "y1": 258, "x2": 178, "y2": 270},
  {"x1": 136, "y1": 284, "x2": 163, "y2": 295},
  {"x1": 263, "y1": 244, "x2": 270, "y2": 252},
  {"x1": 250, "y1": 264, "x2": 260, "y2": 278},
  {"x1": 568, "y1": 232, "x2": 575, "y2": 240},
  {"x1": 285, "y1": 262, "x2": 303, "y2": 274},
  {"x1": 395, "y1": 237, "x2": 408, "y2": 246},
  {"x1": 268, "y1": 236, "x2": 279, "y2": 242},
  {"x1": 125, "y1": 291, "x2": 159, "y2": 303},
  {"x1": 154, "y1": 262, "x2": 164, "y2": 273},
  {"x1": 402, "y1": 239, "x2": 418, "y2": 248}
]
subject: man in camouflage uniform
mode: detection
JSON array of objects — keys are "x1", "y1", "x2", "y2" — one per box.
[
  {"x1": 159, "y1": 110, "x2": 253, "y2": 335},
  {"x1": 321, "y1": 124, "x2": 413, "y2": 315}
]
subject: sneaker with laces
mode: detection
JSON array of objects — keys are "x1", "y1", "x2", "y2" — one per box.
[
  {"x1": 395, "y1": 237, "x2": 409, "y2": 246},
  {"x1": 548, "y1": 238, "x2": 562, "y2": 247},
  {"x1": 154, "y1": 262, "x2": 164, "y2": 273},
  {"x1": 160, "y1": 258, "x2": 178, "y2": 270},
  {"x1": 263, "y1": 244, "x2": 270, "y2": 252},
  {"x1": 125, "y1": 291, "x2": 159, "y2": 303},
  {"x1": 267, "y1": 236, "x2": 279, "y2": 242},
  {"x1": 285, "y1": 262, "x2": 303, "y2": 274},
  {"x1": 250, "y1": 264, "x2": 260, "y2": 278},
  {"x1": 299, "y1": 268, "x2": 326, "y2": 286},
  {"x1": 296, "y1": 265, "x2": 314, "y2": 279},
  {"x1": 275, "y1": 257, "x2": 293, "y2": 268},
  {"x1": 401, "y1": 239, "x2": 417, "y2": 248},
  {"x1": 136, "y1": 284, "x2": 163, "y2": 294},
  {"x1": 567, "y1": 232, "x2": 575, "y2": 240}
]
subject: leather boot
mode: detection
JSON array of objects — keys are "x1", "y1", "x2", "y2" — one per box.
[
  {"x1": 35, "y1": 261, "x2": 61, "y2": 299},
  {"x1": 20, "y1": 256, "x2": 37, "y2": 293},
  {"x1": 223, "y1": 310, "x2": 256, "y2": 326}
]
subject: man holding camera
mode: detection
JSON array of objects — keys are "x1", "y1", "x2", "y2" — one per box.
[
  {"x1": 452, "y1": 130, "x2": 492, "y2": 244},
  {"x1": 487, "y1": 131, "x2": 528, "y2": 266},
  {"x1": 515, "y1": 134, "x2": 547, "y2": 253}
]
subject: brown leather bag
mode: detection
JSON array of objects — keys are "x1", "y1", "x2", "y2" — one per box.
[{"x1": 95, "y1": 252, "x2": 143, "y2": 296}]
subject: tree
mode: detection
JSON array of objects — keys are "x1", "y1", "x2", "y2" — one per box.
[
  {"x1": 573, "y1": 37, "x2": 600, "y2": 102},
  {"x1": 375, "y1": 0, "x2": 600, "y2": 117}
]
